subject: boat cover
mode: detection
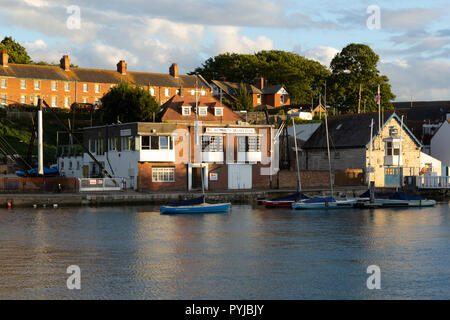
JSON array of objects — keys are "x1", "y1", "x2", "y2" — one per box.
[
  {"x1": 168, "y1": 196, "x2": 205, "y2": 207},
  {"x1": 389, "y1": 192, "x2": 425, "y2": 200},
  {"x1": 303, "y1": 196, "x2": 336, "y2": 203},
  {"x1": 16, "y1": 167, "x2": 59, "y2": 177},
  {"x1": 359, "y1": 190, "x2": 425, "y2": 200},
  {"x1": 270, "y1": 192, "x2": 310, "y2": 201}
]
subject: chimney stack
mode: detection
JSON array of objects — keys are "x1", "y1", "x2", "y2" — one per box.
[
  {"x1": 117, "y1": 60, "x2": 127, "y2": 75},
  {"x1": 1, "y1": 51, "x2": 8, "y2": 67},
  {"x1": 169, "y1": 63, "x2": 179, "y2": 78},
  {"x1": 254, "y1": 76, "x2": 264, "y2": 90},
  {"x1": 60, "y1": 55, "x2": 70, "y2": 71}
]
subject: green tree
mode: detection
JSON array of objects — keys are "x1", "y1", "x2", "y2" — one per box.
[
  {"x1": 234, "y1": 83, "x2": 254, "y2": 111},
  {"x1": 100, "y1": 82, "x2": 160, "y2": 123},
  {"x1": 0, "y1": 36, "x2": 31, "y2": 64},
  {"x1": 328, "y1": 43, "x2": 395, "y2": 114},
  {"x1": 190, "y1": 50, "x2": 330, "y2": 105}
]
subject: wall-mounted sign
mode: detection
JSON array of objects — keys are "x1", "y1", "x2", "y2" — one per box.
[
  {"x1": 209, "y1": 172, "x2": 218, "y2": 181},
  {"x1": 205, "y1": 127, "x2": 256, "y2": 134},
  {"x1": 120, "y1": 129, "x2": 131, "y2": 136}
]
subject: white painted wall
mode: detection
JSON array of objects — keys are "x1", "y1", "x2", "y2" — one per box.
[
  {"x1": 431, "y1": 121, "x2": 450, "y2": 166},
  {"x1": 420, "y1": 152, "x2": 442, "y2": 175},
  {"x1": 58, "y1": 156, "x2": 84, "y2": 178}
]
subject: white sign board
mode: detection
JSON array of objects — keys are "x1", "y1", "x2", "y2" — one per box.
[
  {"x1": 210, "y1": 172, "x2": 218, "y2": 181},
  {"x1": 205, "y1": 127, "x2": 256, "y2": 134}
]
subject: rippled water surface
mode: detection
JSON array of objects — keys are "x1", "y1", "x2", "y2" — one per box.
[{"x1": 0, "y1": 203, "x2": 449, "y2": 299}]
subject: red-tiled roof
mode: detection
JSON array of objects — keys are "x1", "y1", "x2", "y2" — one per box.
[{"x1": 160, "y1": 95, "x2": 243, "y2": 123}]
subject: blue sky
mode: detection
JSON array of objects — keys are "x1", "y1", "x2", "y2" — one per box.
[{"x1": 0, "y1": 0, "x2": 449, "y2": 101}]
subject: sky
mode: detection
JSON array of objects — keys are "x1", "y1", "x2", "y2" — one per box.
[{"x1": 0, "y1": 0, "x2": 449, "y2": 101}]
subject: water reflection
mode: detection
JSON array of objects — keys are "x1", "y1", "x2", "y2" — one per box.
[{"x1": 0, "y1": 203, "x2": 448, "y2": 299}]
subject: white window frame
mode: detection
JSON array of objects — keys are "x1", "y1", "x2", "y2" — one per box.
[
  {"x1": 199, "y1": 106, "x2": 208, "y2": 116},
  {"x1": 82, "y1": 97, "x2": 88, "y2": 103},
  {"x1": 150, "y1": 88, "x2": 155, "y2": 96},
  {"x1": 214, "y1": 107, "x2": 223, "y2": 117},
  {"x1": 280, "y1": 95, "x2": 285, "y2": 104},
  {"x1": 64, "y1": 82, "x2": 70, "y2": 92},
  {"x1": 164, "y1": 88, "x2": 170, "y2": 97},
  {"x1": 64, "y1": 97, "x2": 70, "y2": 108},
  {"x1": 83, "y1": 83, "x2": 88, "y2": 92},
  {"x1": 95, "y1": 84, "x2": 100, "y2": 93},
  {"x1": 152, "y1": 167, "x2": 175, "y2": 182},
  {"x1": 0, "y1": 79, "x2": 7, "y2": 89},
  {"x1": 51, "y1": 96, "x2": 57, "y2": 107},
  {"x1": 1, "y1": 94, "x2": 6, "y2": 105},
  {"x1": 51, "y1": 81, "x2": 57, "y2": 91},
  {"x1": 20, "y1": 95, "x2": 26, "y2": 104},
  {"x1": 191, "y1": 90, "x2": 195, "y2": 96},
  {"x1": 34, "y1": 80, "x2": 40, "y2": 90},
  {"x1": 20, "y1": 79, "x2": 26, "y2": 89},
  {"x1": 182, "y1": 106, "x2": 191, "y2": 116}
]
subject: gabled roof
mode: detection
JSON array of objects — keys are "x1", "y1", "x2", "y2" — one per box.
[
  {"x1": 0, "y1": 63, "x2": 210, "y2": 88},
  {"x1": 211, "y1": 80, "x2": 263, "y2": 97},
  {"x1": 302, "y1": 111, "x2": 422, "y2": 150},
  {"x1": 262, "y1": 85, "x2": 285, "y2": 95},
  {"x1": 159, "y1": 95, "x2": 242, "y2": 123}
]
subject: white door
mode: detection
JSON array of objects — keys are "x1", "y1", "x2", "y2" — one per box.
[{"x1": 228, "y1": 164, "x2": 252, "y2": 189}]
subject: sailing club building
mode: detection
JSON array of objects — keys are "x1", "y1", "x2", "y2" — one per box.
[{"x1": 57, "y1": 95, "x2": 275, "y2": 191}]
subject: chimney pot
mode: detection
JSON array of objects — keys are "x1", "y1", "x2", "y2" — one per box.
[
  {"x1": 254, "y1": 76, "x2": 264, "y2": 90},
  {"x1": 1, "y1": 51, "x2": 8, "y2": 67},
  {"x1": 117, "y1": 60, "x2": 127, "y2": 75},
  {"x1": 170, "y1": 63, "x2": 179, "y2": 78},
  {"x1": 60, "y1": 55, "x2": 70, "y2": 71}
]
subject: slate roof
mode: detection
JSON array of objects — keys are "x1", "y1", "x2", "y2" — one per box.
[
  {"x1": 211, "y1": 80, "x2": 263, "y2": 97},
  {"x1": 262, "y1": 84, "x2": 284, "y2": 94},
  {"x1": 302, "y1": 111, "x2": 421, "y2": 149},
  {"x1": 0, "y1": 63, "x2": 210, "y2": 88},
  {"x1": 393, "y1": 101, "x2": 450, "y2": 123}
]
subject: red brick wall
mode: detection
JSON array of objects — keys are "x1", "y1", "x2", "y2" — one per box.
[
  {"x1": 276, "y1": 170, "x2": 330, "y2": 189},
  {"x1": 138, "y1": 162, "x2": 187, "y2": 192}
]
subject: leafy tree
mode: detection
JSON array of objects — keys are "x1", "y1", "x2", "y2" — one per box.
[
  {"x1": 190, "y1": 50, "x2": 330, "y2": 105},
  {"x1": 328, "y1": 43, "x2": 395, "y2": 113},
  {"x1": 100, "y1": 82, "x2": 160, "y2": 123},
  {"x1": 234, "y1": 83, "x2": 254, "y2": 111},
  {"x1": 0, "y1": 36, "x2": 31, "y2": 64}
]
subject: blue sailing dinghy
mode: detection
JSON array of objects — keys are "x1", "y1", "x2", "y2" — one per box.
[{"x1": 160, "y1": 196, "x2": 231, "y2": 214}]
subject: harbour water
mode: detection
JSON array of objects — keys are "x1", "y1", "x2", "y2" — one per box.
[{"x1": 0, "y1": 203, "x2": 449, "y2": 299}]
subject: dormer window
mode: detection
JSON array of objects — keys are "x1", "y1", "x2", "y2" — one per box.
[
  {"x1": 182, "y1": 106, "x2": 191, "y2": 116},
  {"x1": 199, "y1": 106, "x2": 208, "y2": 116},
  {"x1": 214, "y1": 107, "x2": 223, "y2": 117}
]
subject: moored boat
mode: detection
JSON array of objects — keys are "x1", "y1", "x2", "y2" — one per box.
[
  {"x1": 160, "y1": 195, "x2": 231, "y2": 214},
  {"x1": 292, "y1": 196, "x2": 357, "y2": 210},
  {"x1": 356, "y1": 190, "x2": 436, "y2": 208},
  {"x1": 262, "y1": 192, "x2": 309, "y2": 208}
]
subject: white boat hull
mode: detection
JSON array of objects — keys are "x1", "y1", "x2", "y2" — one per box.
[{"x1": 292, "y1": 199, "x2": 357, "y2": 210}]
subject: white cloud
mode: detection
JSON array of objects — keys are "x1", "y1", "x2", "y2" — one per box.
[
  {"x1": 209, "y1": 26, "x2": 273, "y2": 55},
  {"x1": 303, "y1": 46, "x2": 339, "y2": 68},
  {"x1": 24, "y1": 0, "x2": 49, "y2": 7},
  {"x1": 24, "y1": 39, "x2": 47, "y2": 50},
  {"x1": 380, "y1": 58, "x2": 450, "y2": 101}
]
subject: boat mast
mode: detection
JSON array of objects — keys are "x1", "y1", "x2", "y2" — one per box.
[
  {"x1": 324, "y1": 107, "x2": 333, "y2": 197},
  {"x1": 195, "y1": 79, "x2": 206, "y2": 202},
  {"x1": 292, "y1": 118, "x2": 301, "y2": 192}
]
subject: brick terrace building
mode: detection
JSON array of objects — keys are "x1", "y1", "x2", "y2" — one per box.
[
  {"x1": 58, "y1": 95, "x2": 275, "y2": 191},
  {"x1": 0, "y1": 51, "x2": 211, "y2": 108}
]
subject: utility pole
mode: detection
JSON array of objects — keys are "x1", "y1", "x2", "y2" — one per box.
[{"x1": 358, "y1": 83, "x2": 362, "y2": 113}]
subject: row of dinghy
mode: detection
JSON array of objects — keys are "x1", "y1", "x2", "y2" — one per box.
[{"x1": 262, "y1": 190, "x2": 436, "y2": 210}]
